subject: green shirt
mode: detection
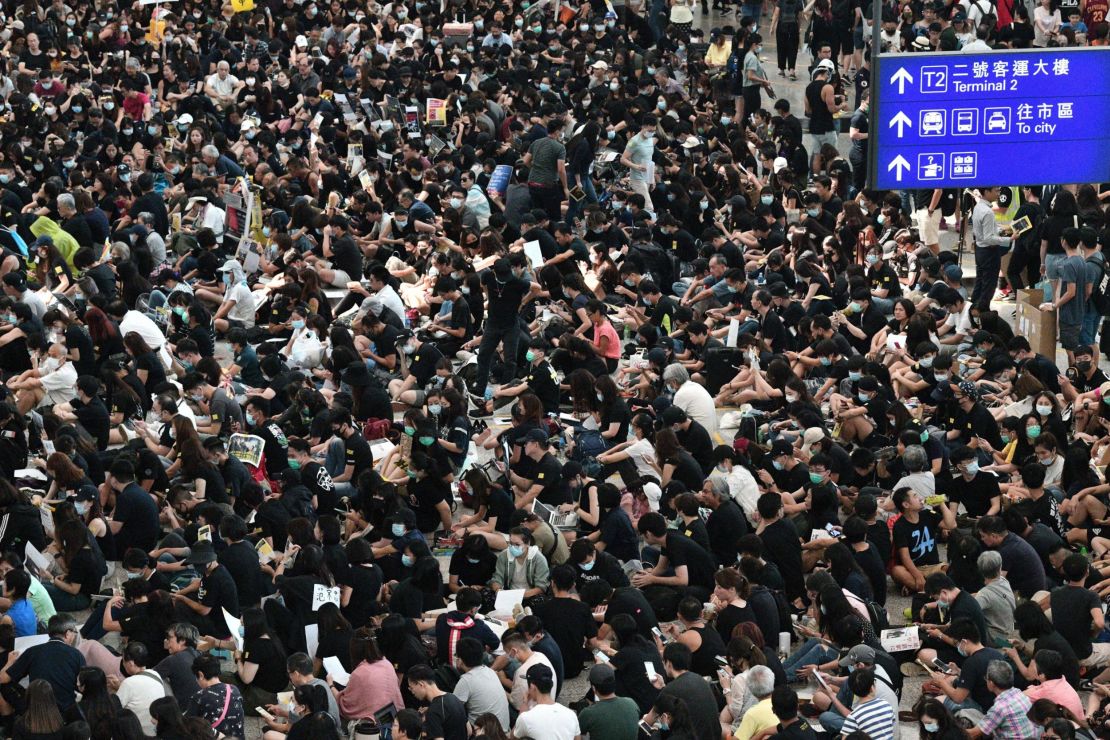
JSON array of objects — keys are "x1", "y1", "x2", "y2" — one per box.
[{"x1": 578, "y1": 696, "x2": 640, "y2": 740}]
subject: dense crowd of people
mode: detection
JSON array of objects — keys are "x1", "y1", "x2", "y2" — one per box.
[{"x1": 0, "y1": 0, "x2": 1104, "y2": 738}]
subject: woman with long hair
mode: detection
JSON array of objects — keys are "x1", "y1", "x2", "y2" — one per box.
[
  {"x1": 123, "y1": 331, "x2": 166, "y2": 397},
  {"x1": 14, "y1": 679, "x2": 65, "y2": 738},
  {"x1": 652, "y1": 428, "x2": 705, "y2": 492},
  {"x1": 44, "y1": 452, "x2": 92, "y2": 501},
  {"x1": 314, "y1": 602, "x2": 355, "y2": 676},
  {"x1": 916, "y1": 697, "x2": 967, "y2": 739},
  {"x1": 78, "y1": 666, "x2": 120, "y2": 740},
  {"x1": 1006, "y1": 601, "x2": 1080, "y2": 686},
  {"x1": 378, "y1": 612, "x2": 430, "y2": 708},
  {"x1": 651, "y1": 692, "x2": 698, "y2": 740},
  {"x1": 229, "y1": 607, "x2": 290, "y2": 713},
  {"x1": 335, "y1": 628, "x2": 405, "y2": 721},
  {"x1": 43, "y1": 518, "x2": 106, "y2": 611},
  {"x1": 388, "y1": 552, "x2": 445, "y2": 631},
  {"x1": 471, "y1": 714, "x2": 510, "y2": 740},
  {"x1": 283, "y1": 683, "x2": 341, "y2": 740},
  {"x1": 83, "y1": 305, "x2": 125, "y2": 366},
  {"x1": 606, "y1": 612, "x2": 665, "y2": 714},
  {"x1": 271, "y1": 544, "x2": 335, "y2": 653}
]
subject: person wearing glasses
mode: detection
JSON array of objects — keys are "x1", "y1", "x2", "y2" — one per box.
[{"x1": 0, "y1": 615, "x2": 85, "y2": 721}]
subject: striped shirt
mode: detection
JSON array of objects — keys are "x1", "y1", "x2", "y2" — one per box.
[{"x1": 842, "y1": 697, "x2": 895, "y2": 740}]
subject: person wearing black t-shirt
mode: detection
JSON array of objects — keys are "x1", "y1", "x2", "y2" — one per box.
[
  {"x1": 326, "y1": 410, "x2": 375, "y2": 499},
  {"x1": 319, "y1": 216, "x2": 363, "y2": 288},
  {"x1": 948, "y1": 446, "x2": 1001, "y2": 518},
  {"x1": 426, "y1": 277, "x2": 472, "y2": 358},
  {"x1": 173, "y1": 541, "x2": 239, "y2": 638},
  {"x1": 407, "y1": 665, "x2": 469, "y2": 740},
  {"x1": 389, "y1": 332, "x2": 445, "y2": 409},
  {"x1": 754, "y1": 493, "x2": 806, "y2": 603},
  {"x1": 661, "y1": 405, "x2": 714, "y2": 475},
  {"x1": 217, "y1": 517, "x2": 264, "y2": 610},
  {"x1": 510, "y1": 429, "x2": 565, "y2": 508},
  {"x1": 891, "y1": 487, "x2": 956, "y2": 594},
  {"x1": 245, "y1": 396, "x2": 290, "y2": 481},
  {"x1": 836, "y1": 288, "x2": 889, "y2": 356},
  {"x1": 473, "y1": 257, "x2": 537, "y2": 394},
  {"x1": 634, "y1": 513, "x2": 717, "y2": 601},
  {"x1": 918, "y1": 574, "x2": 994, "y2": 667},
  {"x1": 752, "y1": 289, "x2": 790, "y2": 354},
  {"x1": 68, "y1": 376, "x2": 111, "y2": 451},
  {"x1": 482, "y1": 338, "x2": 561, "y2": 416}
]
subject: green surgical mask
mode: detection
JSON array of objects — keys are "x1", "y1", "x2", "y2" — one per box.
[
  {"x1": 1027, "y1": 425, "x2": 1041, "y2": 438},
  {"x1": 809, "y1": 472, "x2": 824, "y2": 485},
  {"x1": 525, "y1": 350, "x2": 536, "y2": 362},
  {"x1": 418, "y1": 436, "x2": 435, "y2": 446},
  {"x1": 287, "y1": 459, "x2": 301, "y2": 470},
  {"x1": 403, "y1": 425, "x2": 416, "y2": 437}
]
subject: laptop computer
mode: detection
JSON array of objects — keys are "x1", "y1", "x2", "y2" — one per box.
[{"x1": 532, "y1": 500, "x2": 579, "y2": 530}]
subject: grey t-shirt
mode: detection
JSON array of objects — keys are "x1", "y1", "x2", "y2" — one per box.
[
  {"x1": 1059, "y1": 254, "x2": 1088, "y2": 326},
  {"x1": 1085, "y1": 252, "x2": 1105, "y2": 313},
  {"x1": 453, "y1": 665, "x2": 511, "y2": 729},
  {"x1": 527, "y1": 137, "x2": 566, "y2": 186},
  {"x1": 153, "y1": 647, "x2": 201, "y2": 704}
]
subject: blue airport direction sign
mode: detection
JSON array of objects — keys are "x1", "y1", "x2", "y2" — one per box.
[{"x1": 871, "y1": 48, "x2": 1110, "y2": 190}]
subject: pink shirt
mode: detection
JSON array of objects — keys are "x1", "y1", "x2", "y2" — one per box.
[
  {"x1": 337, "y1": 658, "x2": 405, "y2": 720},
  {"x1": 1025, "y1": 678, "x2": 1085, "y2": 721},
  {"x1": 592, "y1": 320, "x2": 621, "y2": 360}
]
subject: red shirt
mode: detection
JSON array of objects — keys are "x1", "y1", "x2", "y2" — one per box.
[{"x1": 122, "y1": 92, "x2": 149, "y2": 121}]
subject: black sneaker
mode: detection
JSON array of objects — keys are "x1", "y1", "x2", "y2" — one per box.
[{"x1": 469, "y1": 406, "x2": 492, "y2": 419}]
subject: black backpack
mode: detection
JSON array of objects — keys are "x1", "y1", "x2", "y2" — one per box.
[{"x1": 1088, "y1": 254, "x2": 1110, "y2": 315}]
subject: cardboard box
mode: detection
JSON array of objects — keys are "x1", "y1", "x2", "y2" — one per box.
[{"x1": 1016, "y1": 288, "x2": 1057, "y2": 358}]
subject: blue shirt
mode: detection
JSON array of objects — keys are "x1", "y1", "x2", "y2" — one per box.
[{"x1": 8, "y1": 599, "x2": 36, "y2": 637}]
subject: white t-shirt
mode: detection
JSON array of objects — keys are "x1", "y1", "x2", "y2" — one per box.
[
  {"x1": 513, "y1": 703, "x2": 580, "y2": 740},
  {"x1": 225, "y1": 282, "x2": 257, "y2": 327},
  {"x1": 510, "y1": 652, "x2": 555, "y2": 712},
  {"x1": 39, "y1": 361, "x2": 77, "y2": 408},
  {"x1": 673, "y1": 381, "x2": 718, "y2": 436},
  {"x1": 116, "y1": 670, "x2": 166, "y2": 735},
  {"x1": 625, "y1": 437, "x2": 658, "y2": 479},
  {"x1": 205, "y1": 72, "x2": 239, "y2": 98},
  {"x1": 376, "y1": 284, "x2": 407, "y2": 324}
]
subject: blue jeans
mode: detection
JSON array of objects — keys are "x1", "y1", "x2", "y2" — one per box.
[
  {"x1": 818, "y1": 679, "x2": 852, "y2": 733},
  {"x1": 1082, "y1": 308, "x2": 1100, "y2": 347},
  {"x1": 944, "y1": 696, "x2": 982, "y2": 713},
  {"x1": 783, "y1": 638, "x2": 837, "y2": 680},
  {"x1": 44, "y1": 583, "x2": 91, "y2": 612}
]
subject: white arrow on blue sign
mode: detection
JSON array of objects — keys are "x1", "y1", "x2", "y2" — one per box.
[
  {"x1": 889, "y1": 111, "x2": 912, "y2": 138},
  {"x1": 887, "y1": 155, "x2": 910, "y2": 182},
  {"x1": 890, "y1": 68, "x2": 913, "y2": 95}
]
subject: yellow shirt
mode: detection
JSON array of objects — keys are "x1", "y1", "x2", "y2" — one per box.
[
  {"x1": 705, "y1": 40, "x2": 733, "y2": 67},
  {"x1": 735, "y1": 698, "x2": 778, "y2": 740}
]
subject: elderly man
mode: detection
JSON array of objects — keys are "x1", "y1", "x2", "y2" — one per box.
[
  {"x1": 733, "y1": 665, "x2": 778, "y2": 740},
  {"x1": 204, "y1": 61, "x2": 241, "y2": 108},
  {"x1": 201, "y1": 145, "x2": 244, "y2": 180},
  {"x1": 972, "y1": 550, "x2": 1016, "y2": 649},
  {"x1": 57, "y1": 193, "x2": 92, "y2": 249},
  {"x1": 8, "y1": 342, "x2": 77, "y2": 415},
  {"x1": 663, "y1": 364, "x2": 717, "y2": 436},
  {"x1": 697, "y1": 477, "x2": 749, "y2": 566},
  {"x1": 289, "y1": 55, "x2": 321, "y2": 95},
  {"x1": 967, "y1": 661, "x2": 1038, "y2": 739}
]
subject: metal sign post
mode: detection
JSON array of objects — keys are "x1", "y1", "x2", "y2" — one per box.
[{"x1": 869, "y1": 47, "x2": 1110, "y2": 190}]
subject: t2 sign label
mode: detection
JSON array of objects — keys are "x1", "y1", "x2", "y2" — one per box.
[{"x1": 871, "y1": 48, "x2": 1110, "y2": 190}]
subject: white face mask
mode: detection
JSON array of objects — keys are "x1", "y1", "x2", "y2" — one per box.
[{"x1": 41, "y1": 357, "x2": 60, "y2": 373}]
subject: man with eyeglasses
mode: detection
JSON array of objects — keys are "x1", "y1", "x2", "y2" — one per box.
[{"x1": 0, "y1": 615, "x2": 85, "y2": 721}]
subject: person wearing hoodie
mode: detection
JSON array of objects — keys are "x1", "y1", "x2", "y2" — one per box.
[
  {"x1": 211, "y1": 258, "x2": 257, "y2": 334},
  {"x1": 434, "y1": 587, "x2": 500, "y2": 665},
  {"x1": 490, "y1": 527, "x2": 551, "y2": 607}
]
